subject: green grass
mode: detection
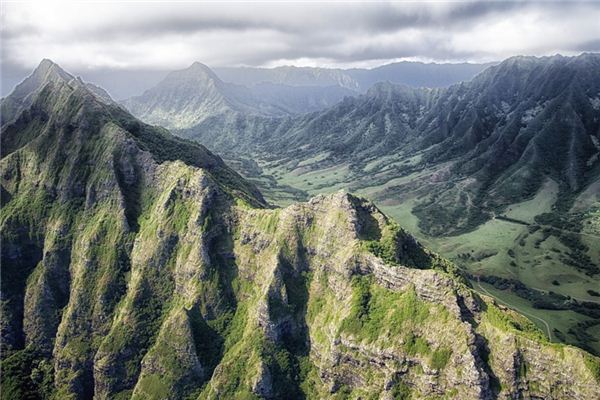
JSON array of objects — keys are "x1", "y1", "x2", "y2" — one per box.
[
  {"x1": 390, "y1": 380, "x2": 412, "y2": 400},
  {"x1": 296, "y1": 152, "x2": 331, "y2": 167},
  {"x1": 583, "y1": 353, "x2": 600, "y2": 383},
  {"x1": 482, "y1": 300, "x2": 547, "y2": 342},
  {"x1": 260, "y1": 160, "x2": 351, "y2": 196},
  {"x1": 430, "y1": 347, "x2": 453, "y2": 370},
  {"x1": 340, "y1": 276, "x2": 430, "y2": 343},
  {"x1": 404, "y1": 332, "x2": 430, "y2": 356},
  {"x1": 503, "y1": 180, "x2": 558, "y2": 223}
]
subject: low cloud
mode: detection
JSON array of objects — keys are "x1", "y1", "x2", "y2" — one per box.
[{"x1": 1, "y1": 1, "x2": 599, "y2": 81}]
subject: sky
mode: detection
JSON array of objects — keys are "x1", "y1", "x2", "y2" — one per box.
[{"x1": 2, "y1": 1, "x2": 600, "y2": 97}]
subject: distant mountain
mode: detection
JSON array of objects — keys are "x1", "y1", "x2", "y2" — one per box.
[
  {"x1": 214, "y1": 61, "x2": 493, "y2": 91},
  {"x1": 6, "y1": 60, "x2": 598, "y2": 400},
  {"x1": 214, "y1": 65, "x2": 361, "y2": 90},
  {"x1": 248, "y1": 82, "x2": 356, "y2": 114},
  {"x1": 121, "y1": 62, "x2": 287, "y2": 130},
  {"x1": 348, "y1": 61, "x2": 496, "y2": 90},
  {"x1": 122, "y1": 62, "x2": 356, "y2": 129}
]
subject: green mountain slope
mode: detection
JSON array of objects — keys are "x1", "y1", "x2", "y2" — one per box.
[{"x1": 2, "y1": 60, "x2": 599, "y2": 400}]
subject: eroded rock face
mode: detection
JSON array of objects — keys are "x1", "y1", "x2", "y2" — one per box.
[{"x1": 1, "y1": 60, "x2": 599, "y2": 400}]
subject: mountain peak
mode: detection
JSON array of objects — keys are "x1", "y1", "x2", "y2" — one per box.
[
  {"x1": 37, "y1": 58, "x2": 57, "y2": 71},
  {"x1": 174, "y1": 61, "x2": 221, "y2": 82},
  {"x1": 1, "y1": 59, "x2": 122, "y2": 125},
  {"x1": 8, "y1": 59, "x2": 74, "y2": 102},
  {"x1": 190, "y1": 61, "x2": 211, "y2": 70},
  {"x1": 31, "y1": 58, "x2": 73, "y2": 83}
]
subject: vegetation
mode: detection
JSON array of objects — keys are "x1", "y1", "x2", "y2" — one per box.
[
  {"x1": 0, "y1": 348, "x2": 54, "y2": 400},
  {"x1": 340, "y1": 276, "x2": 430, "y2": 343},
  {"x1": 362, "y1": 222, "x2": 432, "y2": 269},
  {"x1": 483, "y1": 303, "x2": 547, "y2": 342}
]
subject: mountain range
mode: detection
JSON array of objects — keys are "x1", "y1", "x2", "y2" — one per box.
[
  {"x1": 121, "y1": 62, "x2": 357, "y2": 130},
  {"x1": 120, "y1": 53, "x2": 600, "y2": 357},
  {"x1": 213, "y1": 61, "x2": 493, "y2": 92},
  {"x1": 2, "y1": 59, "x2": 599, "y2": 399},
  {"x1": 0, "y1": 59, "x2": 491, "y2": 100},
  {"x1": 121, "y1": 60, "x2": 492, "y2": 132}
]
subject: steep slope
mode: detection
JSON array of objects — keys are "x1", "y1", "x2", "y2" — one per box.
[
  {"x1": 176, "y1": 82, "x2": 432, "y2": 159},
  {"x1": 263, "y1": 82, "x2": 434, "y2": 161},
  {"x1": 405, "y1": 54, "x2": 600, "y2": 232},
  {"x1": 2, "y1": 60, "x2": 599, "y2": 400}
]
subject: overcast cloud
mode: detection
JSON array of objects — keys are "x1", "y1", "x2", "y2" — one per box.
[{"x1": 2, "y1": 1, "x2": 600, "y2": 97}]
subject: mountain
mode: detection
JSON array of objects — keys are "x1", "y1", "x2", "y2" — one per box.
[
  {"x1": 121, "y1": 61, "x2": 492, "y2": 136},
  {"x1": 348, "y1": 61, "x2": 496, "y2": 90},
  {"x1": 2, "y1": 60, "x2": 599, "y2": 399},
  {"x1": 1, "y1": 63, "x2": 172, "y2": 99},
  {"x1": 248, "y1": 82, "x2": 356, "y2": 114},
  {"x1": 121, "y1": 62, "x2": 285, "y2": 130},
  {"x1": 214, "y1": 65, "x2": 361, "y2": 90},
  {"x1": 168, "y1": 82, "x2": 430, "y2": 164},
  {"x1": 122, "y1": 63, "x2": 356, "y2": 130},
  {"x1": 172, "y1": 54, "x2": 600, "y2": 355},
  {"x1": 214, "y1": 61, "x2": 493, "y2": 91}
]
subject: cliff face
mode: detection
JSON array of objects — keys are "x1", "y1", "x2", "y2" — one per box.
[{"x1": 1, "y1": 61, "x2": 599, "y2": 400}]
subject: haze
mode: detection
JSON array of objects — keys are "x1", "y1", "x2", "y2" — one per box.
[{"x1": 2, "y1": 1, "x2": 600, "y2": 98}]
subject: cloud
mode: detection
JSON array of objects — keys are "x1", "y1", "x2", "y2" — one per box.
[{"x1": 1, "y1": 1, "x2": 599, "y2": 73}]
